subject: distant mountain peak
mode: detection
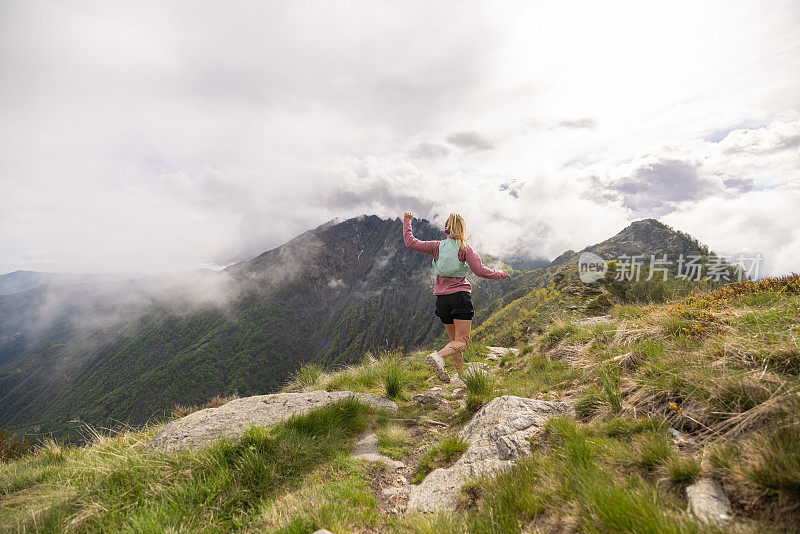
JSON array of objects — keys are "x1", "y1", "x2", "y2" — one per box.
[{"x1": 584, "y1": 218, "x2": 712, "y2": 260}]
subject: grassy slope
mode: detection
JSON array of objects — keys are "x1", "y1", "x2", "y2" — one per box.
[{"x1": 2, "y1": 275, "x2": 799, "y2": 532}]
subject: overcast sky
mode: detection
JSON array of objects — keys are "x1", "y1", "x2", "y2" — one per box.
[{"x1": 2, "y1": 1, "x2": 799, "y2": 277}]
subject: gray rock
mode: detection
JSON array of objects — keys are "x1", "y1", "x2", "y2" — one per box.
[
  {"x1": 669, "y1": 427, "x2": 698, "y2": 446},
  {"x1": 407, "y1": 395, "x2": 573, "y2": 513},
  {"x1": 486, "y1": 346, "x2": 519, "y2": 357},
  {"x1": 352, "y1": 432, "x2": 405, "y2": 469},
  {"x1": 413, "y1": 393, "x2": 446, "y2": 406},
  {"x1": 148, "y1": 391, "x2": 397, "y2": 452},
  {"x1": 686, "y1": 478, "x2": 731, "y2": 525},
  {"x1": 312, "y1": 530, "x2": 335, "y2": 534},
  {"x1": 382, "y1": 485, "x2": 415, "y2": 497}
]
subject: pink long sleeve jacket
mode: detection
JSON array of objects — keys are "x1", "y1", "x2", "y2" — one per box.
[{"x1": 403, "y1": 217, "x2": 507, "y2": 295}]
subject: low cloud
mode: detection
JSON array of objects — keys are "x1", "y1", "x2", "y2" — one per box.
[
  {"x1": 408, "y1": 142, "x2": 450, "y2": 159},
  {"x1": 558, "y1": 118, "x2": 596, "y2": 129},
  {"x1": 664, "y1": 181, "x2": 800, "y2": 277},
  {"x1": 327, "y1": 278, "x2": 346, "y2": 289},
  {"x1": 722, "y1": 177, "x2": 754, "y2": 193},
  {"x1": 611, "y1": 159, "x2": 714, "y2": 214},
  {"x1": 720, "y1": 120, "x2": 800, "y2": 154},
  {"x1": 445, "y1": 131, "x2": 494, "y2": 150}
]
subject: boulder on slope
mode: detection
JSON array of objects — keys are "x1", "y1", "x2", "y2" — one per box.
[
  {"x1": 148, "y1": 390, "x2": 398, "y2": 452},
  {"x1": 407, "y1": 395, "x2": 573, "y2": 513}
]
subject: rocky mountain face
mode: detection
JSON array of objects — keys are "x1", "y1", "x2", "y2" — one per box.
[{"x1": 0, "y1": 215, "x2": 513, "y2": 440}]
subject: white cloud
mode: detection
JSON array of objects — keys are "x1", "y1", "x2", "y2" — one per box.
[
  {"x1": 1, "y1": 1, "x2": 799, "y2": 275},
  {"x1": 663, "y1": 181, "x2": 800, "y2": 277}
]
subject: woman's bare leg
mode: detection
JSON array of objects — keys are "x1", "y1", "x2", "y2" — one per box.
[
  {"x1": 437, "y1": 319, "x2": 471, "y2": 375},
  {"x1": 444, "y1": 323, "x2": 456, "y2": 342}
]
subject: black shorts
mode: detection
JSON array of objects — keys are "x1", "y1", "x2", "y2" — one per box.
[{"x1": 435, "y1": 291, "x2": 474, "y2": 324}]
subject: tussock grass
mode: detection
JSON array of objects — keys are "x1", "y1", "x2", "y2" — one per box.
[
  {"x1": 170, "y1": 393, "x2": 239, "y2": 419},
  {"x1": 540, "y1": 320, "x2": 579, "y2": 349},
  {"x1": 293, "y1": 362, "x2": 324, "y2": 389},
  {"x1": 1, "y1": 399, "x2": 375, "y2": 533},
  {"x1": 399, "y1": 512, "x2": 468, "y2": 534},
  {"x1": 574, "y1": 363, "x2": 623, "y2": 420},
  {"x1": 251, "y1": 455, "x2": 380, "y2": 533},
  {"x1": 375, "y1": 423, "x2": 412, "y2": 460},
  {"x1": 5, "y1": 275, "x2": 799, "y2": 532},
  {"x1": 502, "y1": 353, "x2": 580, "y2": 399},
  {"x1": 596, "y1": 415, "x2": 665, "y2": 438},
  {"x1": 463, "y1": 342, "x2": 489, "y2": 362},
  {"x1": 663, "y1": 455, "x2": 701, "y2": 488},
  {"x1": 709, "y1": 423, "x2": 800, "y2": 524},
  {"x1": 463, "y1": 366, "x2": 497, "y2": 410},
  {"x1": 0, "y1": 428, "x2": 31, "y2": 461},
  {"x1": 632, "y1": 432, "x2": 674, "y2": 472},
  {"x1": 312, "y1": 361, "x2": 380, "y2": 394},
  {"x1": 380, "y1": 348, "x2": 406, "y2": 399},
  {"x1": 413, "y1": 435, "x2": 469, "y2": 484},
  {"x1": 462, "y1": 416, "x2": 726, "y2": 533},
  {"x1": 527, "y1": 275, "x2": 800, "y2": 529}
]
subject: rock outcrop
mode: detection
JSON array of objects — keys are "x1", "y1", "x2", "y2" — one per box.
[
  {"x1": 485, "y1": 346, "x2": 519, "y2": 361},
  {"x1": 686, "y1": 478, "x2": 731, "y2": 525},
  {"x1": 407, "y1": 395, "x2": 573, "y2": 513},
  {"x1": 148, "y1": 391, "x2": 398, "y2": 452}
]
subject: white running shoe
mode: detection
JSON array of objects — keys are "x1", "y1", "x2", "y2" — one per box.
[{"x1": 425, "y1": 351, "x2": 451, "y2": 383}]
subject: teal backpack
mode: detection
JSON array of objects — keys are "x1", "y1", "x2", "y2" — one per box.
[{"x1": 432, "y1": 238, "x2": 471, "y2": 277}]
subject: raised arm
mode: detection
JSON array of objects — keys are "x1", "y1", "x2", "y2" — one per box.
[
  {"x1": 403, "y1": 213, "x2": 439, "y2": 256},
  {"x1": 463, "y1": 245, "x2": 509, "y2": 279}
]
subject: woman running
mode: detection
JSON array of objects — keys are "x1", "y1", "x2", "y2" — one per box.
[{"x1": 403, "y1": 211, "x2": 509, "y2": 383}]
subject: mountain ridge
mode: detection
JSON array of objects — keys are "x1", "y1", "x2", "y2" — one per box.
[{"x1": 0, "y1": 215, "x2": 725, "y2": 442}]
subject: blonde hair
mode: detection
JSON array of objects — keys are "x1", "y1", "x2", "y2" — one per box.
[{"x1": 445, "y1": 212, "x2": 469, "y2": 251}]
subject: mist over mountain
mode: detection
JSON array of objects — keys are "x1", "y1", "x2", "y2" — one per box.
[
  {"x1": 0, "y1": 271, "x2": 134, "y2": 296},
  {"x1": 0, "y1": 215, "x2": 513, "y2": 439},
  {"x1": 0, "y1": 215, "x2": 724, "y2": 442},
  {"x1": 0, "y1": 270, "x2": 238, "y2": 368}
]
